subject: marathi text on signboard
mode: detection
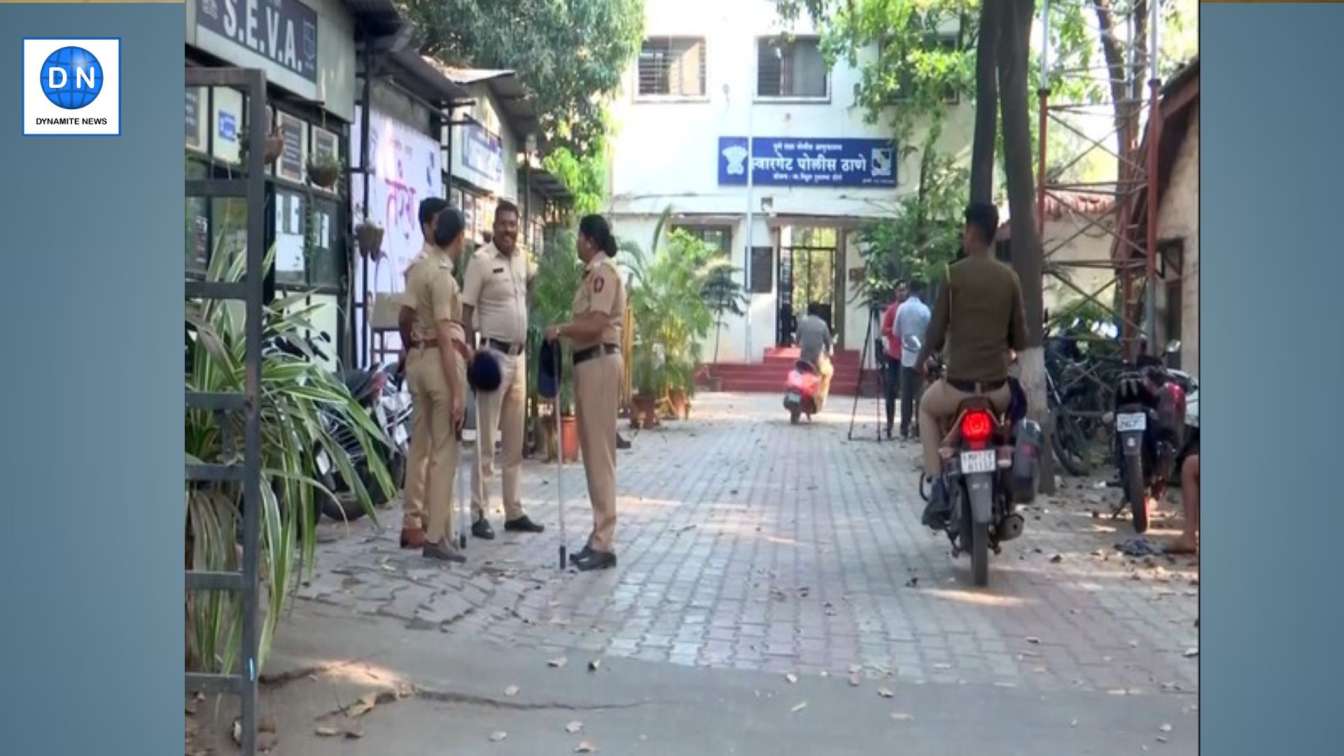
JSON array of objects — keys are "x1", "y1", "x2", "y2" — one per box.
[
  {"x1": 351, "y1": 106, "x2": 444, "y2": 359},
  {"x1": 717, "y1": 136, "x2": 897, "y2": 188},
  {"x1": 461, "y1": 122, "x2": 504, "y2": 185},
  {"x1": 196, "y1": 0, "x2": 319, "y2": 83}
]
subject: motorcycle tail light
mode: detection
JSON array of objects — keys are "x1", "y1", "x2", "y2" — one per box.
[{"x1": 961, "y1": 410, "x2": 994, "y2": 449}]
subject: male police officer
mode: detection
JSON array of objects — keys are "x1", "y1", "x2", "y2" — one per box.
[
  {"x1": 914, "y1": 203, "x2": 1028, "y2": 529},
  {"x1": 461, "y1": 200, "x2": 545, "y2": 538},
  {"x1": 397, "y1": 197, "x2": 450, "y2": 549}
]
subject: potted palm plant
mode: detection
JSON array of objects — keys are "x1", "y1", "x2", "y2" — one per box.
[
  {"x1": 528, "y1": 230, "x2": 585, "y2": 459},
  {"x1": 624, "y1": 208, "x2": 717, "y2": 425},
  {"x1": 699, "y1": 260, "x2": 747, "y2": 392}
]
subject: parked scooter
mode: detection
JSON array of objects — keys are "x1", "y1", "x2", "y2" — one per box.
[
  {"x1": 783, "y1": 359, "x2": 823, "y2": 424},
  {"x1": 1106, "y1": 341, "x2": 1191, "y2": 533},
  {"x1": 922, "y1": 358, "x2": 1042, "y2": 587}
]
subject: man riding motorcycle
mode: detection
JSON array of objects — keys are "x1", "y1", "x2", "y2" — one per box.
[{"x1": 915, "y1": 203, "x2": 1030, "y2": 529}]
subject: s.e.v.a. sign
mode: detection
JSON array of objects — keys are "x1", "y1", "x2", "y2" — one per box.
[
  {"x1": 718, "y1": 136, "x2": 897, "y2": 188},
  {"x1": 197, "y1": 0, "x2": 318, "y2": 83}
]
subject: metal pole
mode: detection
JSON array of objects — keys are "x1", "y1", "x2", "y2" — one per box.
[
  {"x1": 744, "y1": 100, "x2": 755, "y2": 363},
  {"x1": 240, "y1": 69, "x2": 266, "y2": 756},
  {"x1": 1037, "y1": 0, "x2": 1051, "y2": 238},
  {"x1": 1144, "y1": 0, "x2": 1161, "y2": 351},
  {"x1": 360, "y1": 41, "x2": 373, "y2": 368},
  {"x1": 556, "y1": 353, "x2": 567, "y2": 570}
]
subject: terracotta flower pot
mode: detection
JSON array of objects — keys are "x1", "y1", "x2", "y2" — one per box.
[
  {"x1": 560, "y1": 414, "x2": 580, "y2": 462},
  {"x1": 263, "y1": 134, "x2": 284, "y2": 164},
  {"x1": 666, "y1": 389, "x2": 690, "y2": 421},
  {"x1": 631, "y1": 394, "x2": 659, "y2": 429}
]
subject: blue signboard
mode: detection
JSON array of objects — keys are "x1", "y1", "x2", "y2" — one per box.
[
  {"x1": 462, "y1": 123, "x2": 504, "y2": 185},
  {"x1": 718, "y1": 136, "x2": 897, "y2": 188}
]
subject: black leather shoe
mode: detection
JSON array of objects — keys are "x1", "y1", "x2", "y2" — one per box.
[
  {"x1": 471, "y1": 517, "x2": 496, "y2": 540},
  {"x1": 422, "y1": 539, "x2": 466, "y2": 563},
  {"x1": 616, "y1": 435, "x2": 632, "y2": 450},
  {"x1": 921, "y1": 480, "x2": 951, "y2": 530},
  {"x1": 504, "y1": 515, "x2": 545, "y2": 533},
  {"x1": 568, "y1": 545, "x2": 593, "y2": 564},
  {"x1": 574, "y1": 550, "x2": 617, "y2": 571}
]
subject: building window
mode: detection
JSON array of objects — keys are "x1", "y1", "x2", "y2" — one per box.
[
  {"x1": 749, "y1": 246, "x2": 773, "y2": 294},
  {"x1": 637, "y1": 37, "x2": 707, "y2": 98},
  {"x1": 1159, "y1": 238, "x2": 1184, "y2": 349},
  {"x1": 887, "y1": 32, "x2": 962, "y2": 104},
  {"x1": 674, "y1": 225, "x2": 732, "y2": 256},
  {"x1": 757, "y1": 36, "x2": 828, "y2": 100}
]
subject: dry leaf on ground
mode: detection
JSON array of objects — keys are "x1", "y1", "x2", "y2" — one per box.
[{"x1": 346, "y1": 692, "x2": 379, "y2": 718}]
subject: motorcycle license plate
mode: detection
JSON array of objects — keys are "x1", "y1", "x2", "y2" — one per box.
[
  {"x1": 1116, "y1": 413, "x2": 1147, "y2": 432},
  {"x1": 316, "y1": 451, "x2": 331, "y2": 475},
  {"x1": 785, "y1": 391, "x2": 801, "y2": 404},
  {"x1": 960, "y1": 450, "x2": 997, "y2": 474}
]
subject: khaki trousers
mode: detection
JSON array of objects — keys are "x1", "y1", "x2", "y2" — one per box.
[
  {"x1": 407, "y1": 347, "x2": 464, "y2": 544},
  {"x1": 918, "y1": 378, "x2": 1012, "y2": 477},
  {"x1": 815, "y1": 354, "x2": 834, "y2": 409},
  {"x1": 403, "y1": 416, "x2": 428, "y2": 530},
  {"x1": 574, "y1": 352, "x2": 622, "y2": 553},
  {"x1": 470, "y1": 352, "x2": 526, "y2": 521}
]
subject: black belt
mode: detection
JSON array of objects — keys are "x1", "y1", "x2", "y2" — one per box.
[
  {"x1": 948, "y1": 378, "x2": 1007, "y2": 393},
  {"x1": 486, "y1": 338, "x2": 525, "y2": 356},
  {"x1": 573, "y1": 344, "x2": 620, "y2": 365}
]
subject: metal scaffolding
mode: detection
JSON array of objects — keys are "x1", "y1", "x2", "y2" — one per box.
[
  {"x1": 1036, "y1": 0, "x2": 1162, "y2": 359},
  {"x1": 184, "y1": 67, "x2": 267, "y2": 756}
]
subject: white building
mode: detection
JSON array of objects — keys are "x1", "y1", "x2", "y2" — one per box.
[{"x1": 607, "y1": 0, "x2": 971, "y2": 364}]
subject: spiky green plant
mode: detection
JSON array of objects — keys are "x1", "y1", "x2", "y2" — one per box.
[{"x1": 185, "y1": 240, "x2": 392, "y2": 675}]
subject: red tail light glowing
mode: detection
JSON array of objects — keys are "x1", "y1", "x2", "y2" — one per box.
[{"x1": 961, "y1": 411, "x2": 994, "y2": 449}]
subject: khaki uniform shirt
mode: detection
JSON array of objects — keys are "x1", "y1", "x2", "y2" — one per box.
[
  {"x1": 405, "y1": 249, "x2": 465, "y2": 346},
  {"x1": 923, "y1": 254, "x2": 1028, "y2": 384},
  {"x1": 461, "y1": 242, "x2": 534, "y2": 345},
  {"x1": 397, "y1": 242, "x2": 436, "y2": 309},
  {"x1": 571, "y1": 253, "x2": 625, "y2": 350}
]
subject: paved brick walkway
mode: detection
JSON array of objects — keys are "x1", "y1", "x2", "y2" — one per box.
[{"x1": 296, "y1": 394, "x2": 1198, "y2": 698}]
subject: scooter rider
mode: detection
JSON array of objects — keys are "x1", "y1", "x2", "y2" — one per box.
[{"x1": 915, "y1": 202, "x2": 1029, "y2": 529}]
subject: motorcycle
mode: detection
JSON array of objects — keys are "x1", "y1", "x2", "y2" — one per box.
[
  {"x1": 312, "y1": 362, "x2": 411, "y2": 522},
  {"x1": 1106, "y1": 341, "x2": 1192, "y2": 533},
  {"x1": 923, "y1": 359, "x2": 1043, "y2": 587},
  {"x1": 783, "y1": 359, "x2": 823, "y2": 424}
]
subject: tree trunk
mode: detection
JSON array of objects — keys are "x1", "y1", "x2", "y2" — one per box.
[
  {"x1": 970, "y1": 0, "x2": 1002, "y2": 204},
  {"x1": 997, "y1": 0, "x2": 1054, "y2": 494}
]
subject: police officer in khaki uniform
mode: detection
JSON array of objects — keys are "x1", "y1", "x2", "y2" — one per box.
[
  {"x1": 545, "y1": 214, "x2": 625, "y2": 571},
  {"x1": 461, "y1": 199, "x2": 545, "y2": 539},
  {"x1": 405, "y1": 207, "x2": 472, "y2": 562},
  {"x1": 397, "y1": 197, "x2": 450, "y2": 549}
]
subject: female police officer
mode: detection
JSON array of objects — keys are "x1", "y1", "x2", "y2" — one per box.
[
  {"x1": 545, "y1": 214, "x2": 625, "y2": 571},
  {"x1": 406, "y1": 206, "x2": 471, "y2": 563}
]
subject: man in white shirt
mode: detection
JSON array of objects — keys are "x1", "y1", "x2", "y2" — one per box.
[
  {"x1": 894, "y1": 279, "x2": 932, "y2": 439},
  {"x1": 461, "y1": 200, "x2": 545, "y2": 539}
]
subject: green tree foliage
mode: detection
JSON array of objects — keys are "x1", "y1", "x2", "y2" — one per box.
[
  {"x1": 401, "y1": 0, "x2": 645, "y2": 154},
  {"x1": 542, "y1": 144, "x2": 608, "y2": 218}
]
